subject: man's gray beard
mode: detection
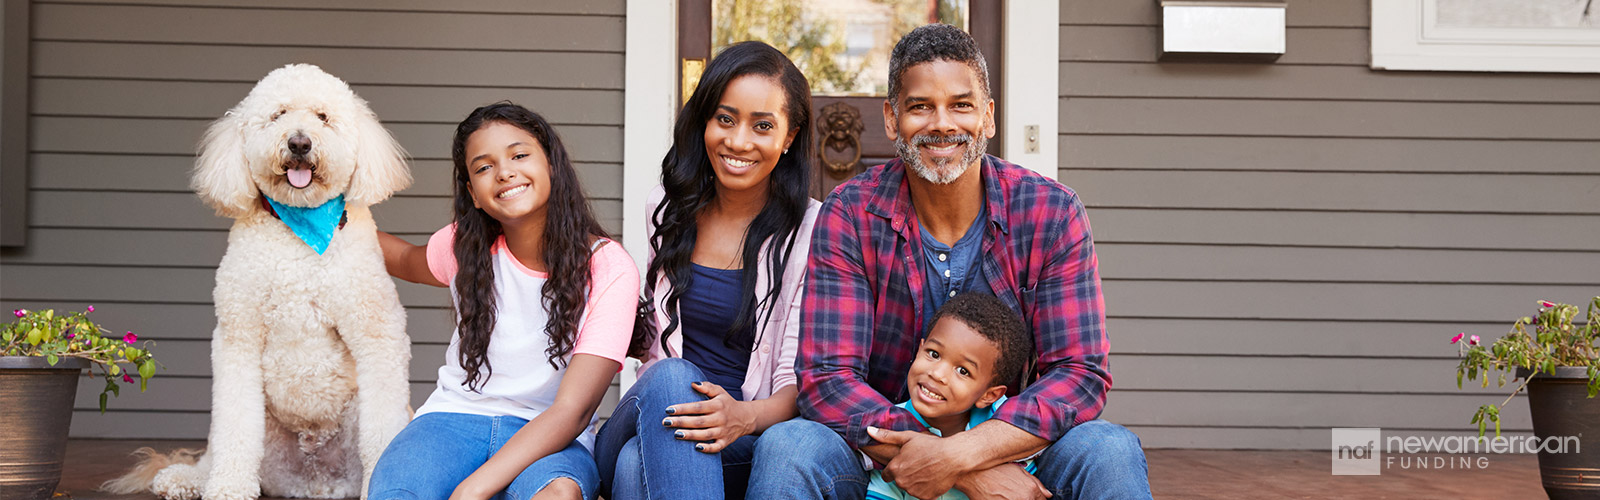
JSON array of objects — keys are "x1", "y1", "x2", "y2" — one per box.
[{"x1": 896, "y1": 132, "x2": 988, "y2": 185}]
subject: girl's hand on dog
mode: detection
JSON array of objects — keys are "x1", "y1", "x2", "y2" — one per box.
[{"x1": 661, "y1": 381, "x2": 756, "y2": 453}]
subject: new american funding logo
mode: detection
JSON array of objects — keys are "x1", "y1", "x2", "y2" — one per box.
[{"x1": 1330, "y1": 427, "x2": 1582, "y2": 475}]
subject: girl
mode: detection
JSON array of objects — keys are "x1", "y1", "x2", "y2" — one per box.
[
  {"x1": 370, "y1": 103, "x2": 638, "y2": 500},
  {"x1": 593, "y1": 41, "x2": 819, "y2": 500}
]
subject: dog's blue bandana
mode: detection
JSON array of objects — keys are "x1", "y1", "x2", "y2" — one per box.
[{"x1": 265, "y1": 195, "x2": 345, "y2": 255}]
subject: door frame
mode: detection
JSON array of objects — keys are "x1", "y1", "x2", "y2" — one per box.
[{"x1": 622, "y1": 0, "x2": 1059, "y2": 273}]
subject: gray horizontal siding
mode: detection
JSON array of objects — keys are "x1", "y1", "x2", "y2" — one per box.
[
  {"x1": 34, "y1": 3, "x2": 624, "y2": 52},
  {"x1": 1061, "y1": 61, "x2": 1600, "y2": 102},
  {"x1": 35, "y1": 42, "x2": 624, "y2": 89},
  {"x1": 39, "y1": 1, "x2": 623, "y2": 15},
  {"x1": 1062, "y1": 0, "x2": 1369, "y2": 28},
  {"x1": 3, "y1": 0, "x2": 628, "y2": 439},
  {"x1": 1060, "y1": 135, "x2": 1600, "y2": 173},
  {"x1": 1062, "y1": 98, "x2": 1600, "y2": 140},
  {"x1": 1061, "y1": 0, "x2": 1600, "y2": 449}
]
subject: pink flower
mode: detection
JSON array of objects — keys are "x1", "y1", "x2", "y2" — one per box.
[
  {"x1": 1540, "y1": 301, "x2": 1556, "y2": 308},
  {"x1": 123, "y1": 331, "x2": 137, "y2": 344},
  {"x1": 1469, "y1": 335, "x2": 1480, "y2": 346},
  {"x1": 122, "y1": 373, "x2": 134, "y2": 384},
  {"x1": 1450, "y1": 333, "x2": 1465, "y2": 344},
  {"x1": 12, "y1": 309, "x2": 24, "y2": 318},
  {"x1": 65, "y1": 330, "x2": 75, "y2": 339},
  {"x1": 86, "y1": 305, "x2": 94, "y2": 313}
]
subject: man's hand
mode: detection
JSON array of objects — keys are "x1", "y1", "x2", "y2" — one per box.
[
  {"x1": 956, "y1": 463, "x2": 1052, "y2": 500},
  {"x1": 869, "y1": 426, "x2": 968, "y2": 499}
]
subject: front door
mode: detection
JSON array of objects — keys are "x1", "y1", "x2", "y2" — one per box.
[{"x1": 680, "y1": 0, "x2": 1002, "y2": 201}]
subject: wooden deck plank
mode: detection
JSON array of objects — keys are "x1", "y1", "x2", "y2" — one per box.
[{"x1": 51, "y1": 440, "x2": 1548, "y2": 499}]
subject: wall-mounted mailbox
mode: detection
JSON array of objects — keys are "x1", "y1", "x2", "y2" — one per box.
[{"x1": 1160, "y1": 0, "x2": 1286, "y2": 62}]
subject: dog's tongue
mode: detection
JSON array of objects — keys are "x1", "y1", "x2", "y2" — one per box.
[{"x1": 287, "y1": 168, "x2": 313, "y2": 189}]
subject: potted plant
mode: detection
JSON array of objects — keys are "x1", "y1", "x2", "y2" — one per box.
[
  {"x1": 1456, "y1": 297, "x2": 1599, "y2": 500},
  {"x1": 1, "y1": 306, "x2": 161, "y2": 500}
]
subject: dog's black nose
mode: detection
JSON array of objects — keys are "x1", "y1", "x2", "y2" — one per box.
[{"x1": 288, "y1": 134, "x2": 312, "y2": 156}]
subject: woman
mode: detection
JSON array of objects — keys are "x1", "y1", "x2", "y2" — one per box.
[{"x1": 595, "y1": 41, "x2": 819, "y2": 500}]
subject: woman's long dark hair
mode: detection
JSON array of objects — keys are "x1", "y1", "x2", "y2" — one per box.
[
  {"x1": 450, "y1": 102, "x2": 610, "y2": 390},
  {"x1": 628, "y1": 41, "x2": 813, "y2": 358}
]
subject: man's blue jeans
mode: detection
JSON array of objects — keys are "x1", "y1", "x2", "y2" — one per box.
[
  {"x1": 366, "y1": 412, "x2": 600, "y2": 500},
  {"x1": 747, "y1": 418, "x2": 1152, "y2": 500},
  {"x1": 593, "y1": 358, "x2": 757, "y2": 500}
]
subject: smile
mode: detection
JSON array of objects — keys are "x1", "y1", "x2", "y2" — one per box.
[
  {"x1": 497, "y1": 184, "x2": 529, "y2": 199},
  {"x1": 918, "y1": 383, "x2": 946, "y2": 402},
  {"x1": 922, "y1": 143, "x2": 961, "y2": 154},
  {"x1": 722, "y1": 155, "x2": 756, "y2": 169}
]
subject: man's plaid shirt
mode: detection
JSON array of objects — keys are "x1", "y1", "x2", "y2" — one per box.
[{"x1": 797, "y1": 155, "x2": 1111, "y2": 452}]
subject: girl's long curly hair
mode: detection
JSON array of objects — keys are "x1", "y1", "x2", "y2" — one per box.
[
  {"x1": 450, "y1": 102, "x2": 610, "y2": 391},
  {"x1": 629, "y1": 41, "x2": 813, "y2": 358}
]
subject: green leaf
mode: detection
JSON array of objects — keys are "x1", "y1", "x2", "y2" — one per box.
[
  {"x1": 138, "y1": 360, "x2": 155, "y2": 380},
  {"x1": 98, "y1": 392, "x2": 108, "y2": 414},
  {"x1": 46, "y1": 354, "x2": 58, "y2": 365},
  {"x1": 26, "y1": 328, "x2": 41, "y2": 345},
  {"x1": 108, "y1": 364, "x2": 120, "y2": 376}
]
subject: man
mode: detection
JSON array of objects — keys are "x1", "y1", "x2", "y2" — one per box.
[{"x1": 747, "y1": 24, "x2": 1151, "y2": 500}]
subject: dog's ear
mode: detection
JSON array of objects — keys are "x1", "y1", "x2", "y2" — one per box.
[
  {"x1": 345, "y1": 106, "x2": 412, "y2": 207},
  {"x1": 191, "y1": 111, "x2": 255, "y2": 218}
]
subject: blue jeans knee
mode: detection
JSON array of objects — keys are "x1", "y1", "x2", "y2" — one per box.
[
  {"x1": 748, "y1": 418, "x2": 866, "y2": 500},
  {"x1": 1035, "y1": 420, "x2": 1151, "y2": 500}
]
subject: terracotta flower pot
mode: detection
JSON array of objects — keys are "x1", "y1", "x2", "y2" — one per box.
[
  {"x1": 0, "y1": 356, "x2": 89, "y2": 500},
  {"x1": 1520, "y1": 366, "x2": 1600, "y2": 500}
]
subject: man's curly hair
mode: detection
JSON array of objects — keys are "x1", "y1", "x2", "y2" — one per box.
[
  {"x1": 887, "y1": 23, "x2": 991, "y2": 111},
  {"x1": 932, "y1": 292, "x2": 1031, "y2": 388}
]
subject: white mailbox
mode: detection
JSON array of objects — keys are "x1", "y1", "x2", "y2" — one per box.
[{"x1": 1160, "y1": 0, "x2": 1287, "y2": 61}]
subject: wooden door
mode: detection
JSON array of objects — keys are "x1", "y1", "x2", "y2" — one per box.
[{"x1": 680, "y1": 0, "x2": 1002, "y2": 200}]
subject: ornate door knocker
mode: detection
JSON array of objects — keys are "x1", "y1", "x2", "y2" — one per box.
[{"x1": 817, "y1": 102, "x2": 864, "y2": 177}]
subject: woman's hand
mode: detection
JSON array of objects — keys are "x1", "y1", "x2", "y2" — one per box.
[
  {"x1": 446, "y1": 474, "x2": 496, "y2": 500},
  {"x1": 662, "y1": 381, "x2": 756, "y2": 453}
]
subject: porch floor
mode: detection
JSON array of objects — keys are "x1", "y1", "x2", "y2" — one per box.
[{"x1": 52, "y1": 440, "x2": 1548, "y2": 499}]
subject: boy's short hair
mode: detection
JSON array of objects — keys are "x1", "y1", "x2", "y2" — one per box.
[{"x1": 931, "y1": 292, "x2": 1031, "y2": 388}]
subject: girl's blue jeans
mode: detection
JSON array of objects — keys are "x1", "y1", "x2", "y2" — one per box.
[
  {"x1": 366, "y1": 411, "x2": 600, "y2": 500},
  {"x1": 593, "y1": 358, "x2": 758, "y2": 500}
]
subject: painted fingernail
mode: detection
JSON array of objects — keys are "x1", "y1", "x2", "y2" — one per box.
[
  {"x1": 695, "y1": 444, "x2": 705, "y2": 451},
  {"x1": 665, "y1": 407, "x2": 676, "y2": 415},
  {"x1": 674, "y1": 430, "x2": 685, "y2": 438},
  {"x1": 662, "y1": 419, "x2": 672, "y2": 427}
]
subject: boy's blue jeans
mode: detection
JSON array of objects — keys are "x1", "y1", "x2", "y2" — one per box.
[
  {"x1": 593, "y1": 358, "x2": 758, "y2": 500},
  {"x1": 366, "y1": 412, "x2": 600, "y2": 500},
  {"x1": 747, "y1": 418, "x2": 1153, "y2": 500}
]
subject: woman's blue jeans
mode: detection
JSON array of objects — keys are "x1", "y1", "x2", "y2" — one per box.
[
  {"x1": 747, "y1": 418, "x2": 1153, "y2": 500},
  {"x1": 367, "y1": 412, "x2": 601, "y2": 500},
  {"x1": 594, "y1": 358, "x2": 757, "y2": 500}
]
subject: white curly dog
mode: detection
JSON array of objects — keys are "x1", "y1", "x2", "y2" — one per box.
[{"x1": 105, "y1": 64, "x2": 414, "y2": 500}]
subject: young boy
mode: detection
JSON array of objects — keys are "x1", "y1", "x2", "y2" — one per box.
[{"x1": 866, "y1": 292, "x2": 1036, "y2": 500}]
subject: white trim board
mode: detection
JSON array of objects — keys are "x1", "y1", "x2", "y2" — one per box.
[
  {"x1": 1002, "y1": 0, "x2": 1061, "y2": 180},
  {"x1": 622, "y1": 0, "x2": 677, "y2": 276},
  {"x1": 1371, "y1": 0, "x2": 1600, "y2": 73}
]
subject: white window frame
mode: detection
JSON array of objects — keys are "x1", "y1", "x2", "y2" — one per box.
[{"x1": 1371, "y1": 0, "x2": 1600, "y2": 73}]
